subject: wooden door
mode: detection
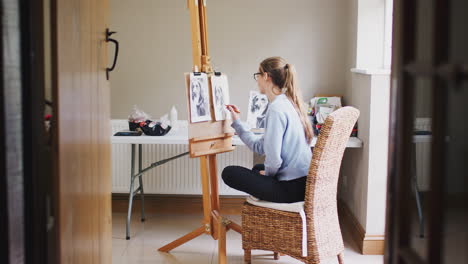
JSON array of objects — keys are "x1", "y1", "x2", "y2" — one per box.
[
  {"x1": 52, "y1": 0, "x2": 112, "y2": 263},
  {"x1": 386, "y1": 0, "x2": 468, "y2": 263}
]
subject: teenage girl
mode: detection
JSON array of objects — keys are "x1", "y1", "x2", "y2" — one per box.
[{"x1": 223, "y1": 56, "x2": 313, "y2": 203}]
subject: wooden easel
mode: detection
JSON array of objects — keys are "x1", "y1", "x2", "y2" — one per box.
[{"x1": 158, "y1": 1, "x2": 241, "y2": 263}]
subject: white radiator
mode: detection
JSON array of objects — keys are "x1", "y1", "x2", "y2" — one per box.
[
  {"x1": 111, "y1": 120, "x2": 251, "y2": 195},
  {"x1": 414, "y1": 118, "x2": 431, "y2": 191}
]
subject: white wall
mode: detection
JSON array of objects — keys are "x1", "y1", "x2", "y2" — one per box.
[
  {"x1": 110, "y1": 0, "x2": 350, "y2": 120},
  {"x1": 344, "y1": 0, "x2": 359, "y2": 105},
  {"x1": 340, "y1": 0, "x2": 390, "y2": 237},
  {"x1": 366, "y1": 74, "x2": 390, "y2": 235},
  {"x1": 341, "y1": 72, "x2": 390, "y2": 236},
  {"x1": 341, "y1": 73, "x2": 371, "y2": 229}
]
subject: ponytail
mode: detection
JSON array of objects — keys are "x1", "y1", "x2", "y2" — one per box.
[
  {"x1": 283, "y1": 64, "x2": 313, "y2": 145},
  {"x1": 260, "y1": 57, "x2": 313, "y2": 144}
]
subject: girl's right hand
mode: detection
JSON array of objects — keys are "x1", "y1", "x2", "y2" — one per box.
[{"x1": 226, "y1": 104, "x2": 240, "y2": 120}]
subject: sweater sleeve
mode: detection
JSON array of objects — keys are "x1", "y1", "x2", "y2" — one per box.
[
  {"x1": 263, "y1": 109, "x2": 286, "y2": 176},
  {"x1": 231, "y1": 119, "x2": 265, "y2": 155}
]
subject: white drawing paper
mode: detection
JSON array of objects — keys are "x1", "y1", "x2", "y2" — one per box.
[
  {"x1": 246, "y1": 90, "x2": 268, "y2": 129},
  {"x1": 210, "y1": 75, "x2": 231, "y2": 121},
  {"x1": 189, "y1": 73, "x2": 211, "y2": 123}
]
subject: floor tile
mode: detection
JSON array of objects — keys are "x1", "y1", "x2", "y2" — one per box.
[{"x1": 112, "y1": 212, "x2": 384, "y2": 264}]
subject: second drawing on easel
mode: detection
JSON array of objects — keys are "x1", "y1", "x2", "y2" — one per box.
[
  {"x1": 211, "y1": 75, "x2": 231, "y2": 121},
  {"x1": 189, "y1": 73, "x2": 211, "y2": 123}
]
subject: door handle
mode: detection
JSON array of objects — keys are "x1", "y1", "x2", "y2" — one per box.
[
  {"x1": 106, "y1": 28, "x2": 119, "y2": 80},
  {"x1": 437, "y1": 63, "x2": 468, "y2": 84}
]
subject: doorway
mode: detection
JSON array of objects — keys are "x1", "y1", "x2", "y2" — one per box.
[{"x1": 386, "y1": 0, "x2": 468, "y2": 263}]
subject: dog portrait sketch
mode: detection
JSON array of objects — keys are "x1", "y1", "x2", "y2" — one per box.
[
  {"x1": 189, "y1": 73, "x2": 211, "y2": 122},
  {"x1": 211, "y1": 75, "x2": 230, "y2": 121},
  {"x1": 247, "y1": 91, "x2": 268, "y2": 129}
]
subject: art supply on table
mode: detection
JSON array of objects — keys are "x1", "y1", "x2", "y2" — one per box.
[
  {"x1": 139, "y1": 120, "x2": 171, "y2": 136},
  {"x1": 128, "y1": 105, "x2": 151, "y2": 131},
  {"x1": 309, "y1": 96, "x2": 342, "y2": 135},
  {"x1": 310, "y1": 96, "x2": 342, "y2": 124},
  {"x1": 127, "y1": 106, "x2": 172, "y2": 136},
  {"x1": 170, "y1": 106, "x2": 178, "y2": 127},
  {"x1": 114, "y1": 131, "x2": 142, "y2": 136}
]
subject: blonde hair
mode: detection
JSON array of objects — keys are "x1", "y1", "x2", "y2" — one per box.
[{"x1": 259, "y1": 56, "x2": 313, "y2": 144}]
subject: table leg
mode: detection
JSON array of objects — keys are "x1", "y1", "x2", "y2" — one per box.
[
  {"x1": 126, "y1": 144, "x2": 136, "y2": 240},
  {"x1": 413, "y1": 179, "x2": 424, "y2": 237},
  {"x1": 138, "y1": 144, "x2": 145, "y2": 222},
  {"x1": 412, "y1": 142, "x2": 424, "y2": 238}
]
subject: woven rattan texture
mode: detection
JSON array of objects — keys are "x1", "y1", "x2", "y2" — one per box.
[{"x1": 242, "y1": 107, "x2": 360, "y2": 264}]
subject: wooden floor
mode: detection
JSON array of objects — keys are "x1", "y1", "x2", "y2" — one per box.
[{"x1": 112, "y1": 212, "x2": 384, "y2": 264}]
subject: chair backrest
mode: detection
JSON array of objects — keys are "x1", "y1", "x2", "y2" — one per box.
[{"x1": 304, "y1": 106, "x2": 359, "y2": 260}]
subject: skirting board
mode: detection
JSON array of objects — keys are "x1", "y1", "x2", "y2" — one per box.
[
  {"x1": 112, "y1": 193, "x2": 247, "y2": 215},
  {"x1": 338, "y1": 200, "x2": 385, "y2": 255}
]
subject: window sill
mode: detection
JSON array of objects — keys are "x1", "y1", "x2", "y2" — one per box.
[{"x1": 350, "y1": 68, "x2": 391, "y2": 76}]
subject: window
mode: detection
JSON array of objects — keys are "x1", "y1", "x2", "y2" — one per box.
[
  {"x1": 383, "y1": 0, "x2": 394, "y2": 69},
  {"x1": 355, "y1": 0, "x2": 393, "y2": 70}
]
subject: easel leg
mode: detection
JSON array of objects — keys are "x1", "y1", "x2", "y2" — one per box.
[
  {"x1": 157, "y1": 154, "x2": 242, "y2": 257},
  {"x1": 158, "y1": 156, "x2": 213, "y2": 252},
  {"x1": 209, "y1": 155, "x2": 221, "y2": 240},
  {"x1": 158, "y1": 226, "x2": 206, "y2": 252},
  {"x1": 209, "y1": 155, "x2": 220, "y2": 212},
  {"x1": 200, "y1": 156, "x2": 212, "y2": 227},
  {"x1": 211, "y1": 211, "x2": 220, "y2": 240},
  {"x1": 218, "y1": 217, "x2": 228, "y2": 264},
  {"x1": 227, "y1": 221, "x2": 242, "y2": 234}
]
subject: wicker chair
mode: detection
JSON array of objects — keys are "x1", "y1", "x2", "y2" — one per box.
[{"x1": 242, "y1": 106, "x2": 360, "y2": 264}]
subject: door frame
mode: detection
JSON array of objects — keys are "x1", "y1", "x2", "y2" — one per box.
[
  {"x1": 0, "y1": 0, "x2": 50, "y2": 263},
  {"x1": 385, "y1": 0, "x2": 447, "y2": 263}
]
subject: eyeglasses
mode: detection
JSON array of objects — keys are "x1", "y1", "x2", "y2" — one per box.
[{"x1": 253, "y1": 72, "x2": 262, "y2": 81}]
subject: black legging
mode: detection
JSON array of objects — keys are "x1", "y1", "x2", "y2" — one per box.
[{"x1": 221, "y1": 164, "x2": 307, "y2": 203}]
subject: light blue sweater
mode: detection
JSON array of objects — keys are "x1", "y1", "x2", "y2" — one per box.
[{"x1": 232, "y1": 94, "x2": 312, "y2": 181}]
